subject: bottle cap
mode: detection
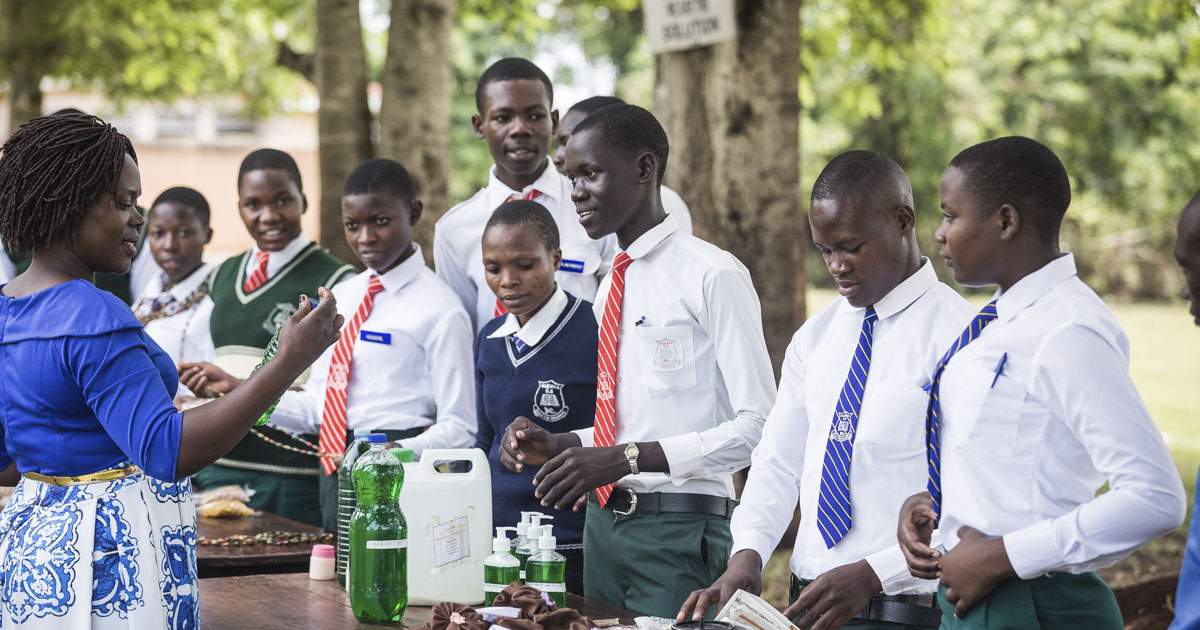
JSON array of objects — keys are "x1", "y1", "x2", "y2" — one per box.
[
  {"x1": 389, "y1": 448, "x2": 414, "y2": 462},
  {"x1": 538, "y1": 525, "x2": 556, "y2": 550},
  {"x1": 493, "y1": 526, "x2": 516, "y2": 552},
  {"x1": 353, "y1": 429, "x2": 372, "y2": 438},
  {"x1": 312, "y1": 544, "x2": 335, "y2": 558},
  {"x1": 517, "y1": 511, "x2": 540, "y2": 536},
  {"x1": 369, "y1": 434, "x2": 387, "y2": 444}
]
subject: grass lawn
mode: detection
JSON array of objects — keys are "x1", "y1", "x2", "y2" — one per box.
[{"x1": 756, "y1": 289, "x2": 1200, "y2": 607}]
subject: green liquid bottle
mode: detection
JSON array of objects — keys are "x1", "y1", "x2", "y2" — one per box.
[
  {"x1": 349, "y1": 435, "x2": 407, "y2": 623},
  {"x1": 337, "y1": 429, "x2": 373, "y2": 588},
  {"x1": 250, "y1": 296, "x2": 318, "y2": 426},
  {"x1": 515, "y1": 514, "x2": 552, "y2": 582},
  {"x1": 484, "y1": 527, "x2": 520, "y2": 605},
  {"x1": 525, "y1": 525, "x2": 567, "y2": 609}
]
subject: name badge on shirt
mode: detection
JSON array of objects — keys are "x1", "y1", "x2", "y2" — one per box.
[
  {"x1": 559, "y1": 259, "x2": 586, "y2": 274},
  {"x1": 360, "y1": 330, "x2": 392, "y2": 345}
]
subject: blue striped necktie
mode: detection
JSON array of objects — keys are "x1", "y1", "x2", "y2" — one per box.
[
  {"x1": 926, "y1": 299, "x2": 999, "y2": 519},
  {"x1": 512, "y1": 335, "x2": 529, "y2": 354},
  {"x1": 816, "y1": 306, "x2": 878, "y2": 548}
]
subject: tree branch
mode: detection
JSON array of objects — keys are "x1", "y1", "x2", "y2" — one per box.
[{"x1": 275, "y1": 41, "x2": 314, "y2": 84}]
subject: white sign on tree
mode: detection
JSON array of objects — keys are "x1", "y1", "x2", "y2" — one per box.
[{"x1": 643, "y1": 0, "x2": 737, "y2": 54}]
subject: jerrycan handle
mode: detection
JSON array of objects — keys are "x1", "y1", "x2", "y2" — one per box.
[{"x1": 417, "y1": 448, "x2": 489, "y2": 479}]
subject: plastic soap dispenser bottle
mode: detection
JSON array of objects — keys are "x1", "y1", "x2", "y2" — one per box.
[
  {"x1": 484, "y1": 527, "x2": 521, "y2": 605},
  {"x1": 516, "y1": 514, "x2": 552, "y2": 581},
  {"x1": 525, "y1": 525, "x2": 567, "y2": 608}
]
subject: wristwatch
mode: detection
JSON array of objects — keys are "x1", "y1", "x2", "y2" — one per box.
[{"x1": 624, "y1": 442, "x2": 640, "y2": 475}]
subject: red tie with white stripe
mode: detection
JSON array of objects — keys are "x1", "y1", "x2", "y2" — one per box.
[
  {"x1": 494, "y1": 189, "x2": 543, "y2": 318},
  {"x1": 318, "y1": 275, "x2": 385, "y2": 475},
  {"x1": 243, "y1": 250, "x2": 270, "y2": 293},
  {"x1": 592, "y1": 252, "x2": 633, "y2": 507}
]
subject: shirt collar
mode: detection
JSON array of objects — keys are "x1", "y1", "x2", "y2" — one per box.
[
  {"x1": 249, "y1": 230, "x2": 310, "y2": 265},
  {"x1": 836, "y1": 257, "x2": 938, "y2": 320},
  {"x1": 622, "y1": 214, "x2": 680, "y2": 260},
  {"x1": 486, "y1": 159, "x2": 563, "y2": 211},
  {"x1": 993, "y1": 253, "x2": 1076, "y2": 321},
  {"x1": 373, "y1": 244, "x2": 427, "y2": 294},
  {"x1": 487, "y1": 285, "x2": 568, "y2": 346}
]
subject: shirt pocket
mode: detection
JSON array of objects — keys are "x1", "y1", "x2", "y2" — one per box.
[
  {"x1": 956, "y1": 358, "x2": 1025, "y2": 457},
  {"x1": 633, "y1": 325, "x2": 697, "y2": 392},
  {"x1": 558, "y1": 247, "x2": 601, "y2": 276},
  {"x1": 855, "y1": 383, "x2": 931, "y2": 453}
]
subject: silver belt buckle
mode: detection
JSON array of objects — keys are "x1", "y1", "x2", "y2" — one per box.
[{"x1": 612, "y1": 488, "x2": 638, "y2": 516}]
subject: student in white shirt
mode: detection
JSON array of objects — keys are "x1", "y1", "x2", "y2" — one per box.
[
  {"x1": 434, "y1": 58, "x2": 615, "y2": 331},
  {"x1": 898, "y1": 137, "x2": 1186, "y2": 629},
  {"x1": 267, "y1": 159, "x2": 476, "y2": 530},
  {"x1": 132, "y1": 187, "x2": 216, "y2": 396},
  {"x1": 677, "y1": 151, "x2": 972, "y2": 629},
  {"x1": 553, "y1": 96, "x2": 693, "y2": 235},
  {"x1": 502, "y1": 104, "x2": 777, "y2": 617}
]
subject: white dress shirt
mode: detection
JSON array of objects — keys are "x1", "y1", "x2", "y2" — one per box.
[
  {"x1": 269, "y1": 246, "x2": 478, "y2": 458},
  {"x1": 572, "y1": 214, "x2": 777, "y2": 498},
  {"x1": 135, "y1": 263, "x2": 216, "y2": 368},
  {"x1": 434, "y1": 160, "x2": 617, "y2": 331},
  {"x1": 938, "y1": 254, "x2": 1186, "y2": 579},
  {"x1": 243, "y1": 230, "x2": 314, "y2": 280},
  {"x1": 731, "y1": 260, "x2": 974, "y2": 595},
  {"x1": 661, "y1": 186, "x2": 694, "y2": 236},
  {"x1": 487, "y1": 285, "x2": 569, "y2": 347}
]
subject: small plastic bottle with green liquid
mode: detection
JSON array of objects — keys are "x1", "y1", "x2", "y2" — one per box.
[
  {"x1": 348, "y1": 434, "x2": 407, "y2": 623},
  {"x1": 524, "y1": 525, "x2": 567, "y2": 608},
  {"x1": 515, "y1": 514, "x2": 552, "y2": 582},
  {"x1": 483, "y1": 527, "x2": 520, "y2": 605}
]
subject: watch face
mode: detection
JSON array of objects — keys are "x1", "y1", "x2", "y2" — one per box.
[{"x1": 625, "y1": 444, "x2": 638, "y2": 457}]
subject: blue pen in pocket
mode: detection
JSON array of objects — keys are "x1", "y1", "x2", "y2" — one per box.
[{"x1": 991, "y1": 352, "x2": 1008, "y2": 388}]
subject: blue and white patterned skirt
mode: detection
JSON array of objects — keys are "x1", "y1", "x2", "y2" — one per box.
[{"x1": 0, "y1": 468, "x2": 197, "y2": 629}]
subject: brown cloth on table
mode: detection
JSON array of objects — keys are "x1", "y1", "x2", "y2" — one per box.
[{"x1": 412, "y1": 582, "x2": 595, "y2": 630}]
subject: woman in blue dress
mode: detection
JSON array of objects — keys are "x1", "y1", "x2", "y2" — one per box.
[{"x1": 0, "y1": 113, "x2": 343, "y2": 628}]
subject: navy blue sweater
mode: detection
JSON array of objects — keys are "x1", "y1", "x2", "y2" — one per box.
[{"x1": 474, "y1": 292, "x2": 598, "y2": 546}]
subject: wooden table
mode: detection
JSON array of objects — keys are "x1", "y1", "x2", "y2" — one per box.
[
  {"x1": 196, "y1": 511, "x2": 328, "y2": 574},
  {"x1": 199, "y1": 572, "x2": 640, "y2": 629}
]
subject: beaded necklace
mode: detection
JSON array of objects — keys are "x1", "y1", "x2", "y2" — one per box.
[{"x1": 249, "y1": 428, "x2": 323, "y2": 457}]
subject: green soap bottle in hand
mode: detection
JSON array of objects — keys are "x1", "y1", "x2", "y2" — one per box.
[
  {"x1": 525, "y1": 525, "x2": 566, "y2": 609},
  {"x1": 337, "y1": 429, "x2": 373, "y2": 588},
  {"x1": 249, "y1": 296, "x2": 319, "y2": 426},
  {"x1": 484, "y1": 527, "x2": 520, "y2": 605},
  {"x1": 349, "y1": 434, "x2": 407, "y2": 623}
]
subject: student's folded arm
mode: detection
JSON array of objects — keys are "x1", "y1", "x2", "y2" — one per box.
[
  {"x1": 660, "y1": 265, "x2": 777, "y2": 481},
  {"x1": 730, "y1": 331, "x2": 808, "y2": 562},
  {"x1": 433, "y1": 228, "x2": 479, "y2": 330},
  {"x1": 398, "y1": 308, "x2": 478, "y2": 457},
  {"x1": 69, "y1": 331, "x2": 184, "y2": 482},
  {"x1": 1002, "y1": 323, "x2": 1186, "y2": 579}
]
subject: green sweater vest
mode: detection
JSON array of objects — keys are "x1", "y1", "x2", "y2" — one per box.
[{"x1": 208, "y1": 242, "x2": 355, "y2": 474}]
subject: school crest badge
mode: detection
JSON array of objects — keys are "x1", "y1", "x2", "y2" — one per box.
[
  {"x1": 653, "y1": 338, "x2": 681, "y2": 370},
  {"x1": 263, "y1": 302, "x2": 298, "y2": 335},
  {"x1": 598, "y1": 370, "x2": 615, "y2": 401},
  {"x1": 328, "y1": 364, "x2": 350, "y2": 391},
  {"x1": 533, "y1": 380, "x2": 569, "y2": 423},
  {"x1": 830, "y1": 411, "x2": 854, "y2": 442}
]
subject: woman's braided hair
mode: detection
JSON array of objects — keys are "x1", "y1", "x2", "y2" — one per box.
[{"x1": 0, "y1": 113, "x2": 137, "y2": 256}]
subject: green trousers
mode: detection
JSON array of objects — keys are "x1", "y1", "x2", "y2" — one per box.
[
  {"x1": 316, "y1": 427, "x2": 423, "y2": 532},
  {"x1": 583, "y1": 494, "x2": 732, "y2": 618},
  {"x1": 194, "y1": 465, "x2": 321, "y2": 528},
  {"x1": 936, "y1": 572, "x2": 1122, "y2": 630},
  {"x1": 788, "y1": 575, "x2": 926, "y2": 630}
]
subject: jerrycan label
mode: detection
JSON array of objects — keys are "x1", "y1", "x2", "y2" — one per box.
[
  {"x1": 366, "y1": 540, "x2": 408, "y2": 550},
  {"x1": 433, "y1": 516, "x2": 470, "y2": 568}
]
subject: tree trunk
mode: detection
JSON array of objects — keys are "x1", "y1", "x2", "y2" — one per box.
[
  {"x1": 378, "y1": 0, "x2": 455, "y2": 265},
  {"x1": 313, "y1": 0, "x2": 373, "y2": 265},
  {"x1": 1, "y1": 0, "x2": 62, "y2": 136},
  {"x1": 654, "y1": 0, "x2": 804, "y2": 376}
]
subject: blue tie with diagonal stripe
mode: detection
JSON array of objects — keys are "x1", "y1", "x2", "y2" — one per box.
[
  {"x1": 926, "y1": 299, "x2": 999, "y2": 519},
  {"x1": 816, "y1": 306, "x2": 878, "y2": 548}
]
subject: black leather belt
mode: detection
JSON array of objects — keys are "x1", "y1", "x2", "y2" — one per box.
[
  {"x1": 599, "y1": 489, "x2": 735, "y2": 518},
  {"x1": 791, "y1": 576, "x2": 941, "y2": 629}
]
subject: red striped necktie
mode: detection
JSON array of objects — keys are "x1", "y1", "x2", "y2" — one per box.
[
  {"x1": 593, "y1": 252, "x2": 633, "y2": 507},
  {"x1": 318, "y1": 275, "x2": 385, "y2": 475},
  {"x1": 493, "y1": 189, "x2": 543, "y2": 318},
  {"x1": 243, "y1": 250, "x2": 270, "y2": 293}
]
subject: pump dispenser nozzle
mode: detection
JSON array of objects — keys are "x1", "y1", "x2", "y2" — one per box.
[{"x1": 493, "y1": 526, "x2": 517, "y2": 552}]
